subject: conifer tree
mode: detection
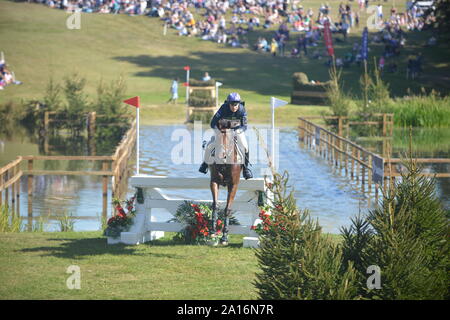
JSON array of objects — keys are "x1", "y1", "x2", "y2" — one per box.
[
  {"x1": 341, "y1": 140, "x2": 449, "y2": 299},
  {"x1": 254, "y1": 171, "x2": 358, "y2": 300}
]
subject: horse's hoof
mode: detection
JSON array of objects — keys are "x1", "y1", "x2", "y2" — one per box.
[{"x1": 206, "y1": 240, "x2": 218, "y2": 246}]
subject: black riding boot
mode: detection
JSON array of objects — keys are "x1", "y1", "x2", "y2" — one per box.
[
  {"x1": 199, "y1": 162, "x2": 208, "y2": 174},
  {"x1": 243, "y1": 151, "x2": 253, "y2": 180},
  {"x1": 220, "y1": 209, "x2": 230, "y2": 245}
]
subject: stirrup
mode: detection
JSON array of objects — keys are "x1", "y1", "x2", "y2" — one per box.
[
  {"x1": 199, "y1": 162, "x2": 208, "y2": 174},
  {"x1": 243, "y1": 168, "x2": 253, "y2": 180}
]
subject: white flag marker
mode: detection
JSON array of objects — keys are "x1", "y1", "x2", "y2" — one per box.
[
  {"x1": 270, "y1": 97, "x2": 288, "y2": 170},
  {"x1": 215, "y1": 81, "x2": 223, "y2": 109}
]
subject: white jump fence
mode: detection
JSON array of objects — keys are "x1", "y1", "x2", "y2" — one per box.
[{"x1": 108, "y1": 175, "x2": 270, "y2": 248}]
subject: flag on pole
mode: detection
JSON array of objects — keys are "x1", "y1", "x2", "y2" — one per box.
[
  {"x1": 123, "y1": 96, "x2": 140, "y2": 108},
  {"x1": 361, "y1": 27, "x2": 369, "y2": 61},
  {"x1": 215, "y1": 82, "x2": 223, "y2": 109},
  {"x1": 271, "y1": 97, "x2": 288, "y2": 109},
  {"x1": 323, "y1": 20, "x2": 334, "y2": 57},
  {"x1": 183, "y1": 65, "x2": 190, "y2": 71},
  {"x1": 270, "y1": 97, "x2": 288, "y2": 172}
]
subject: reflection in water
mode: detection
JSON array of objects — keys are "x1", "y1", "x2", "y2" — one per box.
[
  {"x1": 1, "y1": 125, "x2": 449, "y2": 234},
  {"x1": 135, "y1": 124, "x2": 366, "y2": 233},
  {"x1": 354, "y1": 127, "x2": 450, "y2": 210}
]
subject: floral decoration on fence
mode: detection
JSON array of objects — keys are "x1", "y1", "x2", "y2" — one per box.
[
  {"x1": 251, "y1": 204, "x2": 287, "y2": 235},
  {"x1": 171, "y1": 201, "x2": 239, "y2": 245},
  {"x1": 103, "y1": 195, "x2": 136, "y2": 239}
]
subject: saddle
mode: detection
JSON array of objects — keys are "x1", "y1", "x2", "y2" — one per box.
[{"x1": 204, "y1": 129, "x2": 245, "y2": 165}]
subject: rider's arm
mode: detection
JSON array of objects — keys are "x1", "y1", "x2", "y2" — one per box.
[
  {"x1": 237, "y1": 105, "x2": 248, "y2": 131},
  {"x1": 210, "y1": 104, "x2": 226, "y2": 129}
]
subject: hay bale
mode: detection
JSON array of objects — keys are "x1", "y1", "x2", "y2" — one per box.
[
  {"x1": 189, "y1": 96, "x2": 215, "y2": 107},
  {"x1": 293, "y1": 72, "x2": 309, "y2": 86},
  {"x1": 189, "y1": 79, "x2": 216, "y2": 87},
  {"x1": 291, "y1": 73, "x2": 331, "y2": 105}
]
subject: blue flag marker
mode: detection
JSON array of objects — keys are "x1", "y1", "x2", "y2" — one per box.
[{"x1": 361, "y1": 27, "x2": 369, "y2": 61}]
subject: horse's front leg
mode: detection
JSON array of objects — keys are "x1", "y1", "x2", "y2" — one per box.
[
  {"x1": 210, "y1": 172, "x2": 219, "y2": 236},
  {"x1": 221, "y1": 165, "x2": 241, "y2": 244}
]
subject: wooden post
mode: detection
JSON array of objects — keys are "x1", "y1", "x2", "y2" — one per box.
[
  {"x1": 389, "y1": 114, "x2": 394, "y2": 136},
  {"x1": 299, "y1": 119, "x2": 304, "y2": 142},
  {"x1": 375, "y1": 183, "x2": 379, "y2": 206},
  {"x1": 11, "y1": 166, "x2": 16, "y2": 215},
  {"x1": 102, "y1": 161, "x2": 108, "y2": 220},
  {"x1": 15, "y1": 167, "x2": 20, "y2": 217},
  {"x1": 308, "y1": 123, "x2": 312, "y2": 149},
  {"x1": 27, "y1": 159, "x2": 33, "y2": 231},
  {"x1": 351, "y1": 146, "x2": 355, "y2": 179},
  {"x1": 0, "y1": 172, "x2": 3, "y2": 207},
  {"x1": 44, "y1": 112, "x2": 49, "y2": 154},
  {"x1": 329, "y1": 134, "x2": 333, "y2": 163},
  {"x1": 344, "y1": 141, "x2": 348, "y2": 177},
  {"x1": 361, "y1": 153, "x2": 366, "y2": 193},
  {"x1": 4, "y1": 170, "x2": 9, "y2": 208},
  {"x1": 367, "y1": 154, "x2": 372, "y2": 196},
  {"x1": 334, "y1": 137, "x2": 338, "y2": 168},
  {"x1": 88, "y1": 112, "x2": 97, "y2": 156},
  {"x1": 382, "y1": 113, "x2": 387, "y2": 137},
  {"x1": 356, "y1": 149, "x2": 361, "y2": 182},
  {"x1": 44, "y1": 111, "x2": 49, "y2": 133},
  {"x1": 383, "y1": 162, "x2": 388, "y2": 194},
  {"x1": 339, "y1": 138, "x2": 343, "y2": 173}
]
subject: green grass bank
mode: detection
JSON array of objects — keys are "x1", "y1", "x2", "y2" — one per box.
[
  {"x1": 0, "y1": 231, "x2": 342, "y2": 299},
  {"x1": 1, "y1": 1, "x2": 449, "y2": 126}
]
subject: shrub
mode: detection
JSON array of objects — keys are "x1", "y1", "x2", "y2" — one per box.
[
  {"x1": 0, "y1": 205, "x2": 22, "y2": 233},
  {"x1": 325, "y1": 66, "x2": 352, "y2": 117},
  {"x1": 254, "y1": 171, "x2": 358, "y2": 300},
  {"x1": 341, "y1": 150, "x2": 449, "y2": 299},
  {"x1": 93, "y1": 76, "x2": 130, "y2": 141},
  {"x1": 369, "y1": 64, "x2": 393, "y2": 113},
  {"x1": 392, "y1": 92, "x2": 450, "y2": 128},
  {"x1": 62, "y1": 73, "x2": 89, "y2": 136}
]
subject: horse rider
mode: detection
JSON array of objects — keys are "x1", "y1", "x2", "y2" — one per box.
[{"x1": 198, "y1": 92, "x2": 253, "y2": 180}]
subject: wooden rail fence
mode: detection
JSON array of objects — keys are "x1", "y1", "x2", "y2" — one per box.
[
  {"x1": 0, "y1": 119, "x2": 136, "y2": 230},
  {"x1": 298, "y1": 117, "x2": 450, "y2": 206},
  {"x1": 300, "y1": 113, "x2": 394, "y2": 138}
]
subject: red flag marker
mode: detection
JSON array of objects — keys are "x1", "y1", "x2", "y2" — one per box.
[
  {"x1": 183, "y1": 66, "x2": 190, "y2": 71},
  {"x1": 123, "y1": 96, "x2": 140, "y2": 108},
  {"x1": 323, "y1": 21, "x2": 334, "y2": 57}
]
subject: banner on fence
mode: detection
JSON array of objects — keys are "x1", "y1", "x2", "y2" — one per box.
[{"x1": 372, "y1": 155, "x2": 384, "y2": 184}]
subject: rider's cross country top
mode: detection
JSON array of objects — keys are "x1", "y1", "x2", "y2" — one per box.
[{"x1": 199, "y1": 92, "x2": 253, "y2": 180}]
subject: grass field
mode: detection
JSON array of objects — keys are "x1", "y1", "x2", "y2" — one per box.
[
  {"x1": 1, "y1": 0, "x2": 449, "y2": 126},
  {"x1": 0, "y1": 231, "x2": 342, "y2": 299}
]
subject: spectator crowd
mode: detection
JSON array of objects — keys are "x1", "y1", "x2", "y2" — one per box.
[
  {"x1": 0, "y1": 55, "x2": 22, "y2": 90},
  {"x1": 27, "y1": 0, "x2": 437, "y2": 79}
]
